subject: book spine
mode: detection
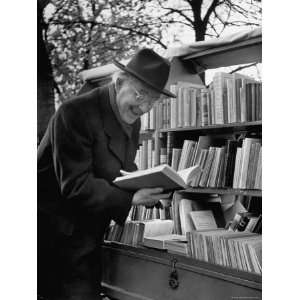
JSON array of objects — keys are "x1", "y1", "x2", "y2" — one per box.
[
  {"x1": 190, "y1": 88, "x2": 197, "y2": 127},
  {"x1": 142, "y1": 140, "x2": 148, "y2": 170},
  {"x1": 209, "y1": 86, "x2": 215, "y2": 125},
  {"x1": 245, "y1": 83, "x2": 251, "y2": 122},
  {"x1": 166, "y1": 132, "x2": 175, "y2": 166},
  {"x1": 149, "y1": 107, "x2": 154, "y2": 129},
  {"x1": 240, "y1": 80, "x2": 247, "y2": 122},
  {"x1": 147, "y1": 139, "x2": 153, "y2": 170},
  {"x1": 177, "y1": 87, "x2": 184, "y2": 128},
  {"x1": 231, "y1": 76, "x2": 237, "y2": 123},
  {"x1": 251, "y1": 84, "x2": 256, "y2": 122},
  {"x1": 224, "y1": 140, "x2": 239, "y2": 187},
  {"x1": 201, "y1": 91, "x2": 209, "y2": 126},
  {"x1": 213, "y1": 73, "x2": 224, "y2": 124},
  {"x1": 235, "y1": 78, "x2": 242, "y2": 123},
  {"x1": 233, "y1": 148, "x2": 242, "y2": 188},
  {"x1": 160, "y1": 147, "x2": 167, "y2": 165},
  {"x1": 183, "y1": 87, "x2": 190, "y2": 127},
  {"x1": 196, "y1": 89, "x2": 202, "y2": 127},
  {"x1": 166, "y1": 98, "x2": 171, "y2": 129},
  {"x1": 223, "y1": 77, "x2": 228, "y2": 124}
]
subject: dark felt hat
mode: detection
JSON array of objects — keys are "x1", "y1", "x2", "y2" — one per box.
[{"x1": 113, "y1": 48, "x2": 176, "y2": 98}]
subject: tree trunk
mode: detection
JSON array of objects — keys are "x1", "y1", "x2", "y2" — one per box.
[{"x1": 37, "y1": 0, "x2": 55, "y2": 144}]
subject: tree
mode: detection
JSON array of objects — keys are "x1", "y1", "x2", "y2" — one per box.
[
  {"x1": 41, "y1": 0, "x2": 261, "y2": 104},
  {"x1": 37, "y1": 0, "x2": 56, "y2": 143}
]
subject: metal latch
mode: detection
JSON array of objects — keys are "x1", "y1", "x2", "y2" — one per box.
[{"x1": 169, "y1": 258, "x2": 179, "y2": 289}]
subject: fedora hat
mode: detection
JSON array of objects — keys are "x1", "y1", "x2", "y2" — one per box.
[{"x1": 113, "y1": 48, "x2": 176, "y2": 98}]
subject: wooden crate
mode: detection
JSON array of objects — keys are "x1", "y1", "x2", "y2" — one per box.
[{"x1": 101, "y1": 243, "x2": 261, "y2": 300}]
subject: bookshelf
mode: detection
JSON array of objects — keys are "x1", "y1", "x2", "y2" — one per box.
[
  {"x1": 184, "y1": 187, "x2": 262, "y2": 197},
  {"x1": 80, "y1": 27, "x2": 262, "y2": 300},
  {"x1": 159, "y1": 120, "x2": 261, "y2": 133}
]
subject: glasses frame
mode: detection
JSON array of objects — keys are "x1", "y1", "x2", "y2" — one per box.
[{"x1": 131, "y1": 85, "x2": 162, "y2": 105}]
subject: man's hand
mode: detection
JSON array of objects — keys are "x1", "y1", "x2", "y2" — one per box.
[{"x1": 132, "y1": 187, "x2": 171, "y2": 206}]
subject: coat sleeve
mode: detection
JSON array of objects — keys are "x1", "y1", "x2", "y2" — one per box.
[{"x1": 50, "y1": 103, "x2": 133, "y2": 225}]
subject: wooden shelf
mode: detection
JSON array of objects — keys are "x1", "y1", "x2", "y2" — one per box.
[
  {"x1": 182, "y1": 187, "x2": 262, "y2": 197},
  {"x1": 159, "y1": 120, "x2": 261, "y2": 134}
]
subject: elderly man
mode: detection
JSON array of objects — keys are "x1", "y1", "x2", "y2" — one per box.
[{"x1": 37, "y1": 48, "x2": 176, "y2": 300}]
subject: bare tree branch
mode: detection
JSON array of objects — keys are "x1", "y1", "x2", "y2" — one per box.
[
  {"x1": 160, "y1": 6, "x2": 194, "y2": 25},
  {"x1": 203, "y1": 0, "x2": 220, "y2": 25},
  {"x1": 49, "y1": 20, "x2": 167, "y2": 48}
]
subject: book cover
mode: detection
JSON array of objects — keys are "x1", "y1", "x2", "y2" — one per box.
[
  {"x1": 190, "y1": 210, "x2": 217, "y2": 231},
  {"x1": 143, "y1": 234, "x2": 186, "y2": 250}
]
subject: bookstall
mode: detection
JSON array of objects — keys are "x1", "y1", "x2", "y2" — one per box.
[{"x1": 80, "y1": 27, "x2": 262, "y2": 300}]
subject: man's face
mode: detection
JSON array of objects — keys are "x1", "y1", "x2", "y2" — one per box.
[{"x1": 116, "y1": 79, "x2": 162, "y2": 124}]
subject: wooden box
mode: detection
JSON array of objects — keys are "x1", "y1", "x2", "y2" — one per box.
[{"x1": 101, "y1": 243, "x2": 261, "y2": 300}]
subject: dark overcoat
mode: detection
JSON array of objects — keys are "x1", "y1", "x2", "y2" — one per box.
[{"x1": 37, "y1": 85, "x2": 140, "y2": 299}]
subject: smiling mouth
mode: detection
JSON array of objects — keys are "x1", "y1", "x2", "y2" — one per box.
[{"x1": 130, "y1": 106, "x2": 142, "y2": 117}]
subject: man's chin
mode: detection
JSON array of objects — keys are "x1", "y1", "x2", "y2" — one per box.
[{"x1": 123, "y1": 114, "x2": 139, "y2": 124}]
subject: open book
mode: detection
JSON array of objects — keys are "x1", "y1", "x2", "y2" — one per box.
[{"x1": 113, "y1": 164, "x2": 200, "y2": 191}]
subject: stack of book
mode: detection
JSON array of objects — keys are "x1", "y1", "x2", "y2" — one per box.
[
  {"x1": 227, "y1": 212, "x2": 262, "y2": 234},
  {"x1": 106, "y1": 219, "x2": 174, "y2": 246},
  {"x1": 171, "y1": 194, "x2": 225, "y2": 235},
  {"x1": 158, "y1": 73, "x2": 261, "y2": 130},
  {"x1": 186, "y1": 229, "x2": 262, "y2": 274},
  {"x1": 106, "y1": 221, "x2": 144, "y2": 246},
  {"x1": 165, "y1": 238, "x2": 188, "y2": 256},
  {"x1": 143, "y1": 233, "x2": 188, "y2": 256}
]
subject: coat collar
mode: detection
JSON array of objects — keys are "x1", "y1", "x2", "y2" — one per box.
[{"x1": 97, "y1": 85, "x2": 140, "y2": 167}]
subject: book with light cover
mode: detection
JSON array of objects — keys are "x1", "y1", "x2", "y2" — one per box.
[{"x1": 113, "y1": 164, "x2": 201, "y2": 191}]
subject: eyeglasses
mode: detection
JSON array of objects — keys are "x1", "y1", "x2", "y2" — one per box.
[{"x1": 132, "y1": 85, "x2": 161, "y2": 105}]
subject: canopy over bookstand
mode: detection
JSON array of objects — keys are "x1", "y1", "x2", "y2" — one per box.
[
  {"x1": 165, "y1": 27, "x2": 261, "y2": 73},
  {"x1": 79, "y1": 27, "x2": 261, "y2": 91}
]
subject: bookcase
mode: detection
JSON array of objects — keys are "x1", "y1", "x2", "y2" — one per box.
[{"x1": 81, "y1": 28, "x2": 262, "y2": 300}]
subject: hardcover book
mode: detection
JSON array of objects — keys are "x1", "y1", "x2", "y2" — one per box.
[{"x1": 114, "y1": 164, "x2": 201, "y2": 191}]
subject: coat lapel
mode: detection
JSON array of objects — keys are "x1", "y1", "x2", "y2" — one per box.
[{"x1": 99, "y1": 86, "x2": 127, "y2": 166}]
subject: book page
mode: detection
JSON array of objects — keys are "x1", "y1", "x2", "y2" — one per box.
[{"x1": 177, "y1": 165, "x2": 201, "y2": 185}]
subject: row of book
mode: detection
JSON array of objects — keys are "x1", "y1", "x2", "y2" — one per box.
[
  {"x1": 170, "y1": 136, "x2": 261, "y2": 189},
  {"x1": 128, "y1": 204, "x2": 172, "y2": 221},
  {"x1": 192, "y1": 141, "x2": 261, "y2": 190},
  {"x1": 135, "y1": 139, "x2": 156, "y2": 170},
  {"x1": 186, "y1": 229, "x2": 262, "y2": 274},
  {"x1": 105, "y1": 219, "x2": 174, "y2": 246},
  {"x1": 134, "y1": 138, "x2": 172, "y2": 170},
  {"x1": 140, "y1": 73, "x2": 261, "y2": 131},
  {"x1": 136, "y1": 135, "x2": 262, "y2": 190}
]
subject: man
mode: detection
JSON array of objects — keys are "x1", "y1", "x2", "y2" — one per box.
[{"x1": 37, "y1": 48, "x2": 176, "y2": 300}]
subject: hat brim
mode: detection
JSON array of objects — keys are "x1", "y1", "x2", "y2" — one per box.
[{"x1": 113, "y1": 60, "x2": 176, "y2": 98}]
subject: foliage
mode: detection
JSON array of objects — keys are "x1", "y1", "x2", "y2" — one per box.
[{"x1": 43, "y1": 0, "x2": 261, "y2": 103}]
